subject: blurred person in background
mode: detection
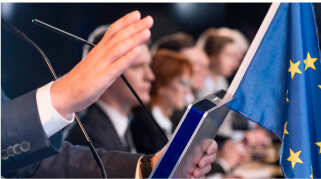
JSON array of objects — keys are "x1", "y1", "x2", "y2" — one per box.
[
  {"x1": 196, "y1": 28, "x2": 272, "y2": 177},
  {"x1": 131, "y1": 50, "x2": 193, "y2": 154},
  {"x1": 151, "y1": 32, "x2": 210, "y2": 104},
  {"x1": 197, "y1": 27, "x2": 249, "y2": 71},
  {"x1": 216, "y1": 27, "x2": 249, "y2": 66},
  {"x1": 197, "y1": 28, "x2": 271, "y2": 147},
  {"x1": 196, "y1": 32, "x2": 238, "y2": 99},
  {"x1": 196, "y1": 30, "x2": 239, "y2": 144},
  {"x1": 66, "y1": 24, "x2": 159, "y2": 154},
  {"x1": 151, "y1": 33, "x2": 210, "y2": 131},
  {"x1": 151, "y1": 50, "x2": 193, "y2": 138}
]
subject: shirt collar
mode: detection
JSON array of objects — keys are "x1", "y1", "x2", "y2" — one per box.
[
  {"x1": 152, "y1": 106, "x2": 173, "y2": 139},
  {"x1": 96, "y1": 100, "x2": 129, "y2": 139}
]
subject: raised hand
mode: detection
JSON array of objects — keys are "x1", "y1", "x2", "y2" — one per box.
[{"x1": 50, "y1": 11, "x2": 154, "y2": 117}]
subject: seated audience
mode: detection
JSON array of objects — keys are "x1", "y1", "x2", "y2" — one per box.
[{"x1": 2, "y1": 11, "x2": 217, "y2": 178}]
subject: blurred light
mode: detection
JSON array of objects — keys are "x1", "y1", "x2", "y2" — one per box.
[
  {"x1": 171, "y1": 3, "x2": 227, "y2": 27},
  {"x1": 1, "y1": 3, "x2": 15, "y2": 20},
  {"x1": 174, "y1": 3, "x2": 198, "y2": 19}
]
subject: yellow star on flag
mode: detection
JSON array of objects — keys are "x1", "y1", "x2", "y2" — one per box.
[
  {"x1": 304, "y1": 52, "x2": 318, "y2": 71},
  {"x1": 286, "y1": 90, "x2": 289, "y2": 102},
  {"x1": 288, "y1": 60, "x2": 302, "y2": 79},
  {"x1": 318, "y1": 85, "x2": 321, "y2": 89},
  {"x1": 283, "y1": 121, "x2": 289, "y2": 140},
  {"x1": 287, "y1": 148, "x2": 303, "y2": 169},
  {"x1": 316, "y1": 142, "x2": 321, "y2": 154},
  {"x1": 310, "y1": 166, "x2": 313, "y2": 179}
]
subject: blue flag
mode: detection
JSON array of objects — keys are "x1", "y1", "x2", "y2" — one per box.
[{"x1": 229, "y1": 3, "x2": 321, "y2": 178}]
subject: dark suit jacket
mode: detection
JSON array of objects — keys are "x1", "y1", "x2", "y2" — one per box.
[
  {"x1": 1, "y1": 90, "x2": 141, "y2": 178},
  {"x1": 66, "y1": 103, "x2": 129, "y2": 152},
  {"x1": 130, "y1": 106, "x2": 167, "y2": 154},
  {"x1": 1, "y1": 90, "x2": 62, "y2": 175},
  {"x1": 66, "y1": 103, "x2": 169, "y2": 155}
]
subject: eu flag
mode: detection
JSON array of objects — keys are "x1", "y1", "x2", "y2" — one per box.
[{"x1": 228, "y1": 3, "x2": 321, "y2": 178}]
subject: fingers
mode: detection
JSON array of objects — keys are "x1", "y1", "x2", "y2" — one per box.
[
  {"x1": 104, "y1": 46, "x2": 142, "y2": 78},
  {"x1": 206, "y1": 140, "x2": 218, "y2": 155},
  {"x1": 191, "y1": 139, "x2": 213, "y2": 166},
  {"x1": 185, "y1": 140, "x2": 218, "y2": 178},
  {"x1": 105, "y1": 15, "x2": 153, "y2": 49},
  {"x1": 100, "y1": 10, "x2": 141, "y2": 44},
  {"x1": 200, "y1": 139, "x2": 212, "y2": 152},
  {"x1": 197, "y1": 153, "x2": 216, "y2": 168},
  {"x1": 96, "y1": 13, "x2": 153, "y2": 69},
  {"x1": 103, "y1": 29, "x2": 151, "y2": 67},
  {"x1": 192, "y1": 165, "x2": 211, "y2": 178}
]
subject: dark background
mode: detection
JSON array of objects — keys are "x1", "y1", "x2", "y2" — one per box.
[{"x1": 2, "y1": 3, "x2": 321, "y2": 98}]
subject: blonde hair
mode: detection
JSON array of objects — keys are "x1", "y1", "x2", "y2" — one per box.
[
  {"x1": 197, "y1": 27, "x2": 249, "y2": 54},
  {"x1": 216, "y1": 27, "x2": 249, "y2": 53}
]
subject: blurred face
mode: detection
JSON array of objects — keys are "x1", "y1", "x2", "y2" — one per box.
[
  {"x1": 213, "y1": 43, "x2": 239, "y2": 78},
  {"x1": 235, "y1": 48, "x2": 246, "y2": 66},
  {"x1": 160, "y1": 70, "x2": 191, "y2": 110},
  {"x1": 108, "y1": 44, "x2": 155, "y2": 106},
  {"x1": 181, "y1": 47, "x2": 210, "y2": 91}
]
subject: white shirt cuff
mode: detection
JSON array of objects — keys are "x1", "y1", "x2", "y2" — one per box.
[{"x1": 36, "y1": 81, "x2": 75, "y2": 138}]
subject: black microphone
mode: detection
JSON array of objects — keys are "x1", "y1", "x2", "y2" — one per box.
[
  {"x1": 32, "y1": 19, "x2": 169, "y2": 144},
  {"x1": 1, "y1": 18, "x2": 107, "y2": 179}
]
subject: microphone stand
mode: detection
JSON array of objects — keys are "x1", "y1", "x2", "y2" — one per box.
[
  {"x1": 32, "y1": 19, "x2": 169, "y2": 144},
  {"x1": 1, "y1": 18, "x2": 107, "y2": 179}
]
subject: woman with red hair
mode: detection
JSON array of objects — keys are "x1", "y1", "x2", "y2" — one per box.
[{"x1": 149, "y1": 50, "x2": 193, "y2": 139}]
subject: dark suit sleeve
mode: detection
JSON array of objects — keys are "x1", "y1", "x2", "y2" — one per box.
[
  {"x1": 29, "y1": 142, "x2": 141, "y2": 178},
  {"x1": 210, "y1": 162, "x2": 226, "y2": 174},
  {"x1": 1, "y1": 90, "x2": 63, "y2": 175},
  {"x1": 1, "y1": 90, "x2": 141, "y2": 178}
]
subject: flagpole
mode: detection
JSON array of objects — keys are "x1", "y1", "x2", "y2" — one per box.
[{"x1": 225, "y1": 2, "x2": 281, "y2": 100}]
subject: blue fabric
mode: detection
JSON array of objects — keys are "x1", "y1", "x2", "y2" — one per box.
[{"x1": 230, "y1": 3, "x2": 321, "y2": 178}]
